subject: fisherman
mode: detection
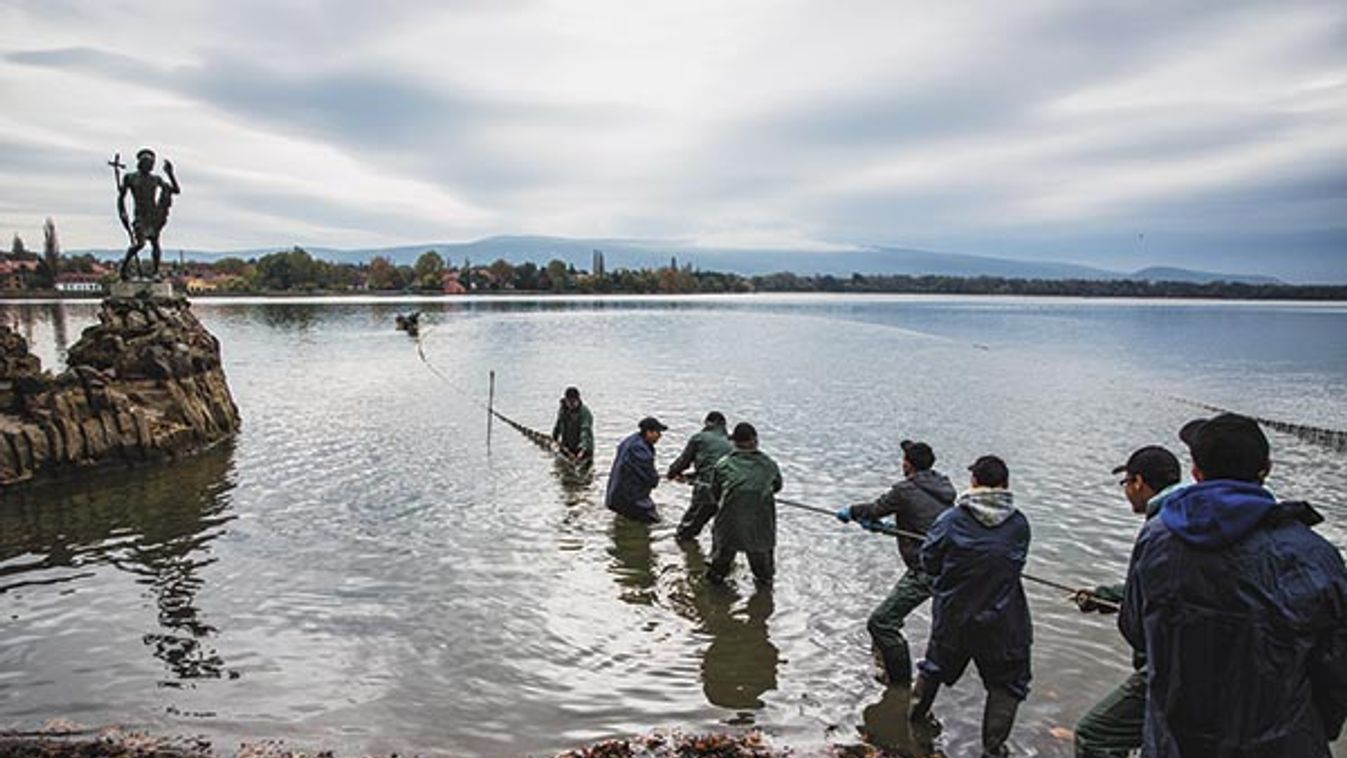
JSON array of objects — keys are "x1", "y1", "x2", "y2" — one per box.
[
  {"x1": 707, "y1": 422, "x2": 782, "y2": 587},
  {"x1": 910, "y1": 455, "x2": 1031, "y2": 758},
  {"x1": 835, "y1": 439, "x2": 955, "y2": 686},
  {"x1": 1120, "y1": 414, "x2": 1347, "y2": 757},
  {"x1": 552, "y1": 386, "x2": 594, "y2": 463},
  {"x1": 667, "y1": 411, "x2": 734, "y2": 542},
  {"x1": 604, "y1": 416, "x2": 667, "y2": 523},
  {"x1": 1072, "y1": 445, "x2": 1182, "y2": 758}
]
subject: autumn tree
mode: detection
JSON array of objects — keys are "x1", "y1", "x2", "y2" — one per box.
[
  {"x1": 414, "y1": 251, "x2": 445, "y2": 290},
  {"x1": 366, "y1": 255, "x2": 404, "y2": 290}
]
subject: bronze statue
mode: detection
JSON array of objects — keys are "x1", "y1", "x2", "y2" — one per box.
[{"x1": 111, "y1": 148, "x2": 180, "y2": 281}]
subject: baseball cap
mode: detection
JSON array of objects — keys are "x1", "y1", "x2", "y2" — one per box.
[
  {"x1": 638, "y1": 416, "x2": 668, "y2": 433},
  {"x1": 900, "y1": 440, "x2": 935, "y2": 471},
  {"x1": 1112, "y1": 445, "x2": 1181, "y2": 490},
  {"x1": 564, "y1": 386, "x2": 580, "y2": 400},
  {"x1": 1178, "y1": 413, "x2": 1269, "y2": 482}
]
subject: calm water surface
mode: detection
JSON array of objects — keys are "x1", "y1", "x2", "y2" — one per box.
[{"x1": 2, "y1": 294, "x2": 1345, "y2": 757}]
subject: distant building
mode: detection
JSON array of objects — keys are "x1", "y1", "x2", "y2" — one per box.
[{"x1": 442, "y1": 269, "x2": 468, "y2": 295}]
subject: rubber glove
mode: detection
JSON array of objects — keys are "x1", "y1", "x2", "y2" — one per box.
[{"x1": 835, "y1": 506, "x2": 852, "y2": 523}]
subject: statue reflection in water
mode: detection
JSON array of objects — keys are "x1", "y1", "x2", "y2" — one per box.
[{"x1": 0, "y1": 444, "x2": 238, "y2": 685}]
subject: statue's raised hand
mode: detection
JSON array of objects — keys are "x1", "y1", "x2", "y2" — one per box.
[{"x1": 163, "y1": 159, "x2": 175, "y2": 175}]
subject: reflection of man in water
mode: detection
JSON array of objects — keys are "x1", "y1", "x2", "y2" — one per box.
[
  {"x1": 678, "y1": 542, "x2": 780, "y2": 711},
  {"x1": 607, "y1": 515, "x2": 657, "y2": 606}
]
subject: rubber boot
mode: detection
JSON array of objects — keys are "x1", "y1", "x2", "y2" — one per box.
[
  {"x1": 908, "y1": 674, "x2": 942, "y2": 734},
  {"x1": 873, "y1": 640, "x2": 912, "y2": 687},
  {"x1": 981, "y1": 686, "x2": 1020, "y2": 758}
]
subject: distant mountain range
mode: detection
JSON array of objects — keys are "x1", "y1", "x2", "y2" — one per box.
[{"x1": 72, "y1": 235, "x2": 1283, "y2": 285}]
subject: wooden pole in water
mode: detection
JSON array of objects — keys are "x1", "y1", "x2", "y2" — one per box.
[{"x1": 487, "y1": 370, "x2": 495, "y2": 452}]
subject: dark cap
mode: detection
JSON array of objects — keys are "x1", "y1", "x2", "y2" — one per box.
[
  {"x1": 136, "y1": 148, "x2": 155, "y2": 160},
  {"x1": 1179, "y1": 413, "x2": 1269, "y2": 482},
  {"x1": 638, "y1": 416, "x2": 668, "y2": 433},
  {"x1": 969, "y1": 455, "x2": 1009, "y2": 488},
  {"x1": 730, "y1": 422, "x2": 758, "y2": 443},
  {"x1": 704, "y1": 411, "x2": 726, "y2": 426},
  {"x1": 900, "y1": 440, "x2": 935, "y2": 471},
  {"x1": 564, "y1": 386, "x2": 580, "y2": 400},
  {"x1": 1112, "y1": 445, "x2": 1181, "y2": 490}
]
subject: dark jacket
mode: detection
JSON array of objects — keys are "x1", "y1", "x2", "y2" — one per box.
[
  {"x1": 667, "y1": 425, "x2": 733, "y2": 486},
  {"x1": 604, "y1": 432, "x2": 659, "y2": 517},
  {"x1": 1120, "y1": 480, "x2": 1347, "y2": 758},
  {"x1": 710, "y1": 448, "x2": 783, "y2": 554},
  {"x1": 920, "y1": 488, "x2": 1032, "y2": 661},
  {"x1": 552, "y1": 401, "x2": 594, "y2": 455},
  {"x1": 850, "y1": 469, "x2": 956, "y2": 570}
]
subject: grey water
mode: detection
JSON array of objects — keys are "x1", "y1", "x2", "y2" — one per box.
[{"x1": 2, "y1": 294, "x2": 1345, "y2": 757}]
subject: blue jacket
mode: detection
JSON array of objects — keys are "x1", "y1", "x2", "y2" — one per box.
[
  {"x1": 1121, "y1": 480, "x2": 1347, "y2": 758},
  {"x1": 605, "y1": 432, "x2": 659, "y2": 516},
  {"x1": 920, "y1": 488, "x2": 1032, "y2": 661}
]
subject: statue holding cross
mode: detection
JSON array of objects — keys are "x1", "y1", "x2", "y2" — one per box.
[{"x1": 109, "y1": 148, "x2": 181, "y2": 281}]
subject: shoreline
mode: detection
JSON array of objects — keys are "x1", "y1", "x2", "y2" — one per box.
[{"x1": 3, "y1": 289, "x2": 1346, "y2": 305}]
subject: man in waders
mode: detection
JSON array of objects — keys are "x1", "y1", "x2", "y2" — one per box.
[
  {"x1": 668, "y1": 411, "x2": 734, "y2": 542},
  {"x1": 1121, "y1": 414, "x2": 1347, "y2": 757},
  {"x1": 707, "y1": 422, "x2": 782, "y2": 587},
  {"x1": 911, "y1": 455, "x2": 1031, "y2": 758},
  {"x1": 1072, "y1": 445, "x2": 1181, "y2": 758},
  {"x1": 835, "y1": 440, "x2": 955, "y2": 686},
  {"x1": 552, "y1": 386, "x2": 594, "y2": 463},
  {"x1": 605, "y1": 416, "x2": 666, "y2": 523}
]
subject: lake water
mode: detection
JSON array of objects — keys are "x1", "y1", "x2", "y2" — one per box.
[{"x1": 2, "y1": 294, "x2": 1345, "y2": 757}]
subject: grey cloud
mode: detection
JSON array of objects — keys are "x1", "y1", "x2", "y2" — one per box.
[{"x1": 6, "y1": 44, "x2": 649, "y2": 196}]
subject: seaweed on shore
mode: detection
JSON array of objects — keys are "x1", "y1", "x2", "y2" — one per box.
[{"x1": 554, "y1": 729, "x2": 786, "y2": 758}]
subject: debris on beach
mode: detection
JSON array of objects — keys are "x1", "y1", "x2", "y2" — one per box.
[{"x1": 555, "y1": 729, "x2": 787, "y2": 758}]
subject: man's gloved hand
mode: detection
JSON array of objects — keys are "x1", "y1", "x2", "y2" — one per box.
[
  {"x1": 857, "y1": 517, "x2": 883, "y2": 533},
  {"x1": 1073, "y1": 586, "x2": 1119, "y2": 614},
  {"x1": 835, "y1": 506, "x2": 852, "y2": 523}
]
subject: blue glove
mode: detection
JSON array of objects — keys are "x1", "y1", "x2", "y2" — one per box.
[
  {"x1": 835, "y1": 506, "x2": 852, "y2": 523},
  {"x1": 857, "y1": 518, "x2": 882, "y2": 533}
]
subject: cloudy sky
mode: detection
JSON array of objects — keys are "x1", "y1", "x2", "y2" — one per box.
[{"x1": 1, "y1": 0, "x2": 1344, "y2": 280}]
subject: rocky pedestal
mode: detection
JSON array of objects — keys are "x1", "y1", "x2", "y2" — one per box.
[{"x1": 0, "y1": 293, "x2": 240, "y2": 487}]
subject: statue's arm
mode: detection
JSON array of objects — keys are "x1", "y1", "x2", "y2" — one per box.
[{"x1": 163, "y1": 160, "x2": 181, "y2": 194}]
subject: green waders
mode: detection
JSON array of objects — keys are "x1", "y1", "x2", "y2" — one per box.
[
  {"x1": 867, "y1": 568, "x2": 935, "y2": 685},
  {"x1": 1074, "y1": 670, "x2": 1145, "y2": 757}
]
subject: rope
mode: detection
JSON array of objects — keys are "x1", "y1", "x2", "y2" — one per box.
[
  {"x1": 413, "y1": 322, "x2": 1117, "y2": 611},
  {"x1": 776, "y1": 496, "x2": 1120, "y2": 611},
  {"x1": 414, "y1": 324, "x2": 589, "y2": 471},
  {"x1": 1171, "y1": 396, "x2": 1347, "y2": 453}
]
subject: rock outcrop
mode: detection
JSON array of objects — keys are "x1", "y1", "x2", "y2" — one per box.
[{"x1": 0, "y1": 294, "x2": 240, "y2": 487}]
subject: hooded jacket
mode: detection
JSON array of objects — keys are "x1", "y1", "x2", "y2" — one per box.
[
  {"x1": 1121, "y1": 480, "x2": 1347, "y2": 758},
  {"x1": 920, "y1": 487, "x2": 1032, "y2": 661},
  {"x1": 709, "y1": 448, "x2": 782, "y2": 554},
  {"x1": 667, "y1": 425, "x2": 733, "y2": 488},
  {"x1": 605, "y1": 432, "x2": 659, "y2": 516},
  {"x1": 552, "y1": 401, "x2": 594, "y2": 456},
  {"x1": 850, "y1": 469, "x2": 956, "y2": 571}
]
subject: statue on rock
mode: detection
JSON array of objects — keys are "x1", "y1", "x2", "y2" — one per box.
[{"x1": 111, "y1": 148, "x2": 180, "y2": 282}]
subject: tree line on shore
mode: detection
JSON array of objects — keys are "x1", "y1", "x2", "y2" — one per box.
[
  {"x1": 5, "y1": 241, "x2": 1345, "y2": 300},
  {"x1": 188, "y1": 247, "x2": 1347, "y2": 300}
]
